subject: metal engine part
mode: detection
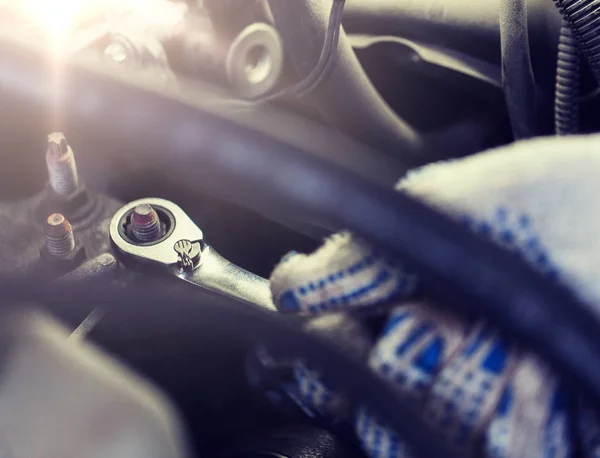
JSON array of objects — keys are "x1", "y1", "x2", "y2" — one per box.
[
  {"x1": 110, "y1": 198, "x2": 275, "y2": 311},
  {"x1": 177, "y1": 11, "x2": 284, "y2": 99},
  {"x1": 225, "y1": 22, "x2": 284, "y2": 99},
  {"x1": 0, "y1": 166, "x2": 122, "y2": 278}
]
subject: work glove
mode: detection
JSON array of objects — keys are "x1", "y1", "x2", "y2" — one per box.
[{"x1": 270, "y1": 134, "x2": 600, "y2": 457}]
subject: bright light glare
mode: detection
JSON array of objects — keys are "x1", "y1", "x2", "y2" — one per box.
[
  {"x1": 7, "y1": 0, "x2": 103, "y2": 38},
  {"x1": 0, "y1": 0, "x2": 186, "y2": 128},
  {"x1": 3, "y1": 0, "x2": 182, "y2": 40},
  {"x1": 0, "y1": 0, "x2": 163, "y2": 129}
]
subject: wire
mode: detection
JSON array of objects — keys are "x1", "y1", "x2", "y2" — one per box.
[
  {"x1": 257, "y1": 0, "x2": 346, "y2": 101},
  {"x1": 288, "y1": 0, "x2": 346, "y2": 98},
  {"x1": 499, "y1": 0, "x2": 539, "y2": 139},
  {"x1": 196, "y1": 0, "x2": 345, "y2": 105}
]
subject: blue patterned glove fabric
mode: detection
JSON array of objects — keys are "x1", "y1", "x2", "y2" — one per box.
[{"x1": 269, "y1": 135, "x2": 600, "y2": 457}]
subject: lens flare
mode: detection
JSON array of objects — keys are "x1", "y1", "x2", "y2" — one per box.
[
  {"x1": 2, "y1": 0, "x2": 184, "y2": 40},
  {"x1": 0, "y1": 0, "x2": 184, "y2": 128},
  {"x1": 5, "y1": 0, "x2": 105, "y2": 38}
]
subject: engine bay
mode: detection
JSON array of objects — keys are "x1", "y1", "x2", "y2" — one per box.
[{"x1": 1, "y1": 1, "x2": 600, "y2": 458}]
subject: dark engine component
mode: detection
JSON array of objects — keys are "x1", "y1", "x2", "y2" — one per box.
[{"x1": 553, "y1": 0, "x2": 600, "y2": 85}]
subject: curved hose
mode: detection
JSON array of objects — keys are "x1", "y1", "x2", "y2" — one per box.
[
  {"x1": 266, "y1": 0, "x2": 425, "y2": 164},
  {"x1": 553, "y1": 0, "x2": 600, "y2": 85},
  {"x1": 555, "y1": 21, "x2": 580, "y2": 135},
  {"x1": 0, "y1": 279, "x2": 459, "y2": 458}
]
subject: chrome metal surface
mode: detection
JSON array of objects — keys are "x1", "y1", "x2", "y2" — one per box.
[
  {"x1": 169, "y1": 245, "x2": 275, "y2": 310},
  {"x1": 111, "y1": 198, "x2": 203, "y2": 266},
  {"x1": 110, "y1": 198, "x2": 275, "y2": 311}
]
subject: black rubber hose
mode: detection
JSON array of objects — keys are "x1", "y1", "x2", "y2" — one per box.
[
  {"x1": 4, "y1": 33, "x2": 600, "y2": 439},
  {"x1": 499, "y1": 0, "x2": 540, "y2": 139},
  {"x1": 553, "y1": 0, "x2": 600, "y2": 85},
  {"x1": 0, "y1": 279, "x2": 459, "y2": 458},
  {"x1": 555, "y1": 20, "x2": 580, "y2": 135},
  {"x1": 266, "y1": 0, "x2": 425, "y2": 165}
]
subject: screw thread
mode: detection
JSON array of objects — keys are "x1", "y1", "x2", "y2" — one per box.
[
  {"x1": 131, "y1": 204, "x2": 161, "y2": 242},
  {"x1": 45, "y1": 232, "x2": 76, "y2": 256},
  {"x1": 44, "y1": 213, "x2": 76, "y2": 257},
  {"x1": 46, "y1": 133, "x2": 80, "y2": 196}
]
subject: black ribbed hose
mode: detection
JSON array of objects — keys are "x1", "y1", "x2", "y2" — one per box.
[
  {"x1": 555, "y1": 20, "x2": 580, "y2": 135},
  {"x1": 553, "y1": 0, "x2": 600, "y2": 85}
]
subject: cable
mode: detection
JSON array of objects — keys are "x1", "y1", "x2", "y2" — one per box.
[
  {"x1": 266, "y1": 0, "x2": 423, "y2": 159},
  {"x1": 499, "y1": 0, "x2": 539, "y2": 139},
  {"x1": 553, "y1": 0, "x2": 600, "y2": 86},
  {"x1": 290, "y1": 0, "x2": 345, "y2": 98},
  {"x1": 257, "y1": 0, "x2": 346, "y2": 101},
  {"x1": 555, "y1": 20, "x2": 580, "y2": 135}
]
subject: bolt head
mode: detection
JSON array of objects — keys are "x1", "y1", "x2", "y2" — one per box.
[{"x1": 98, "y1": 254, "x2": 117, "y2": 267}]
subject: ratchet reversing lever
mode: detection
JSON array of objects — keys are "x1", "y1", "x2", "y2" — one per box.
[{"x1": 109, "y1": 198, "x2": 275, "y2": 311}]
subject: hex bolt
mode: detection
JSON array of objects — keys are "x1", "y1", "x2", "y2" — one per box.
[
  {"x1": 130, "y1": 204, "x2": 162, "y2": 242},
  {"x1": 44, "y1": 213, "x2": 76, "y2": 257},
  {"x1": 46, "y1": 132, "x2": 80, "y2": 196}
]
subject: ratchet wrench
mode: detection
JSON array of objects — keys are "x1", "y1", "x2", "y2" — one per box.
[{"x1": 110, "y1": 198, "x2": 275, "y2": 311}]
